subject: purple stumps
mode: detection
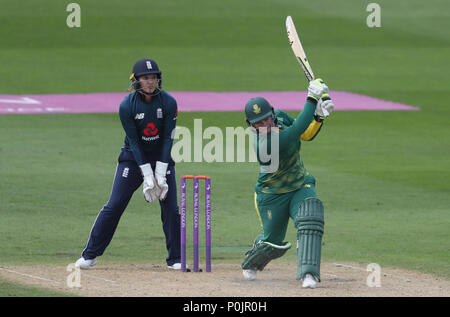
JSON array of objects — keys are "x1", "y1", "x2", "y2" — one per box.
[{"x1": 180, "y1": 175, "x2": 212, "y2": 273}]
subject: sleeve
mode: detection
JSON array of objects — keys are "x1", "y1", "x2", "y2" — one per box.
[
  {"x1": 300, "y1": 116, "x2": 324, "y2": 141},
  {"x1": 159, "y1": 96, "x2": 178, "y2": 163},
  {"x1": 119, "y1": 99, "x2": 147, "y2": 166},
  {"x1": 279, "y1": 98, "x2": 317, "y2": 150}
]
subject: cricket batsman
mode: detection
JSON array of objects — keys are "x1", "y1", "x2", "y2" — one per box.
[
  {"x1": 241, "y1": 78, "x2": 334, "y2": 288},
  {"x1": 75, "y1": 58, "x2": 183, "y2": 270}
]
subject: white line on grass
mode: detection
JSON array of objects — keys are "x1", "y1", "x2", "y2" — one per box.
[
  {"x1": 81, "y1": 272, "x2": 116, "y2": 283},
  {"x1": 0, "y1": 267, "x2": 61, "y2": 284}
]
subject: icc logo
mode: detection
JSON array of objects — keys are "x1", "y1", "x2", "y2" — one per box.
[{"x1": 143, "y1": 122, "x2": 158, "y2": 136}]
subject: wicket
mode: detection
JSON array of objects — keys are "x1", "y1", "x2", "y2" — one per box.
[{"x1": 180, "y1": 175, "x2": 211, "y2": 272}]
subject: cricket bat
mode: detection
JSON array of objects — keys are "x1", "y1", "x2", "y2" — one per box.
[{"x1": 285, "y1": 16, "x2": 315, "y2": 82}]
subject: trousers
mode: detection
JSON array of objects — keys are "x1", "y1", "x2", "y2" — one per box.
[
  {"x1": 81, "y1": 159, "x2": 180, "y2": 266},
  {"x1": 253, "y1": 174, "x2": 317, "y2": 245}
]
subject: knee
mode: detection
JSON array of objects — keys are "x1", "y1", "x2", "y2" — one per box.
[
  {"x1": 294, "y1": 198, "x2": 324, "y2": 233},
  {"x1": 103, "y1": 197, "x2": 128, "y2": 216}
]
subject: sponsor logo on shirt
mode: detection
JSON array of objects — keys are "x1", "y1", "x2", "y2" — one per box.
[
  {"x1": 142, "y1": 122, "x2": 160, "y2": 142},
  {"x1": 135, "y1": 113, "x2": 145, "y2": 120},
  {"x1": 143, "y1": 122, "x2": 158, "y2": 136},
  {"x1": 142, "y1": 135, "x2": 160, "y2": 142}
]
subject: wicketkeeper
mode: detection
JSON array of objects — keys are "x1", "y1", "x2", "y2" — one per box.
[
  {"x1": 241, "y1": 78, "x2": 334, "y2": 288},
  {"x1": 75, "y1": 58, "x2": 182, "y2": 270}
]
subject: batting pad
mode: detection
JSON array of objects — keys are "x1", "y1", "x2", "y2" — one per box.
[
  {"x1": 295, "y1": 197, "x2": 324, "y2": 281},
  {"x1": 241, "y1": 241, "x2": 292, "y2": 271}
]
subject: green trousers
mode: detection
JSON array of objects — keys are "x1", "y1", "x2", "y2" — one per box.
[{"x1": 254, "y1": 175, "x2": 316, "y2": 245}]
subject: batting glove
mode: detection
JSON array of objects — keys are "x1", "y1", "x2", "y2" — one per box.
[
  {"x1": 307, "y1": 78, "x2": 328, "y2": 101},
  {"x1": 139, "y1": 163, "x2": 159, "y2": 203},
  {"x1": 315, "y1": 94, "x2": 334, "y2": 118},
  {"x1": 155, "y1": 161, "x2": 169, "y2": 200}
]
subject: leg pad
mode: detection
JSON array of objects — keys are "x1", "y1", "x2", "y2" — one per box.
[
  {"x1": 295, "y1": 198, "x2": 324, "y2": 281},
  {"x1": 242, "y1": 241, "x2": 292, "y2": 271}
]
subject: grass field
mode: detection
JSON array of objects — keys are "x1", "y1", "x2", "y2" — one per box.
[{"x1": 1, "y1": 0, "x2": 449, "y2": 296}]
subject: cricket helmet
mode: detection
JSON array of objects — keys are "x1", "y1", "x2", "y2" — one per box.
[
  {"x1": 245, "y1": 97, "x2": 275, "y2": 125},
  {"x1": 129, "y1": 58, "x2": 162, "y2": 94}
]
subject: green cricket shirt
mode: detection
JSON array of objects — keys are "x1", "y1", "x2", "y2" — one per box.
[{"x1": 254, "y1": 98, "x2": 317, "y2": 194}]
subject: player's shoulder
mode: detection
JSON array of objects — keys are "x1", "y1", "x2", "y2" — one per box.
[
  {"x1": 119, "y1": 93, "x2": 134, "y2": 115},
  {"x1": 120, "y1": 92, "x2": 137, "y2": 108},
  {"x1": 159, "y1": 90, "x2": 176, "y2": 103},
  {"x1": 159, "y1": 90, "x2": 177, "y2": 108},
  {"x1": 275, "y1": 109, "x2": 294, "y2": 125},
  {"x1": 274, "y1": 109, "x2": 286, "y2": 116}
]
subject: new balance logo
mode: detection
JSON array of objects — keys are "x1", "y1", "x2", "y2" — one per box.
[
  {"x1": 122, "y1": 167, "x2": 129, "y2": 178},
  {"x1": 135, "y1": 113, "x2": 144, "y2": 120}
]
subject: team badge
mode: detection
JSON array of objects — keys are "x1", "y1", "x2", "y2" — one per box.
[
  {"x1": 253, "y1": 104, "x2": 261, "y2": 114},
  {"x1": 122, "y1": 167, "x2": 129, "y2": 178},
  {"x1": 157, "y1": 108, "x2": 163, "y2": 118}
]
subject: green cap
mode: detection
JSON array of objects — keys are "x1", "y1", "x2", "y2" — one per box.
[{"x1": 245, "y1": 97, "x2": 273, "y2": 124}]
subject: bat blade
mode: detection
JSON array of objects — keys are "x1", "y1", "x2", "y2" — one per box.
[{"x1": 286, "y1": 16, "x2": 315, "y2": 82}]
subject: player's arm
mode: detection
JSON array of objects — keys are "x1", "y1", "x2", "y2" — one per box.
[
  {"x1": 279, "y1": 98, "x2": 316, "y2": 145},
  {"x1": 118, "y1": 99, "x2": 147, "y2": 166},
  {"x1": 301, "y1": 92, "x2": 334, "y2": 141},
  {"x1": 160, "y1": 96, "x2": 177, "y2": 163},
  {"x1": 119, "y1": 100, "x2": 160, "y2": 203},
  {"x1": 300, "y1": 115, "x2": 323, "y2": 141},
  {"x1": 154, "y1": 95, "x2": 178, "y2": 200},
  {"x1": 279, "y1": 79, "x2": 329, "y2": 148},
  {"x1": 276, "y1": 104, "x2": 323, "y2": 141}
]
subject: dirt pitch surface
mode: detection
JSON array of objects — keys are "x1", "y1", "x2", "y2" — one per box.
[{"x1": 1, "y1": 262, "x2": 449, "y2": 297}]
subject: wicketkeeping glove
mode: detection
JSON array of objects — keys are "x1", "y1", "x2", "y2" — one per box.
[
  {"x1": 307, "y1": 78, "x2": 328, "y2": 101},
  {"x1": 155, "y1": 161, "x2": 169, "y2": 200},
  {"x1": 139, "y1": 163, "x2": 160, "y2": 203}
]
